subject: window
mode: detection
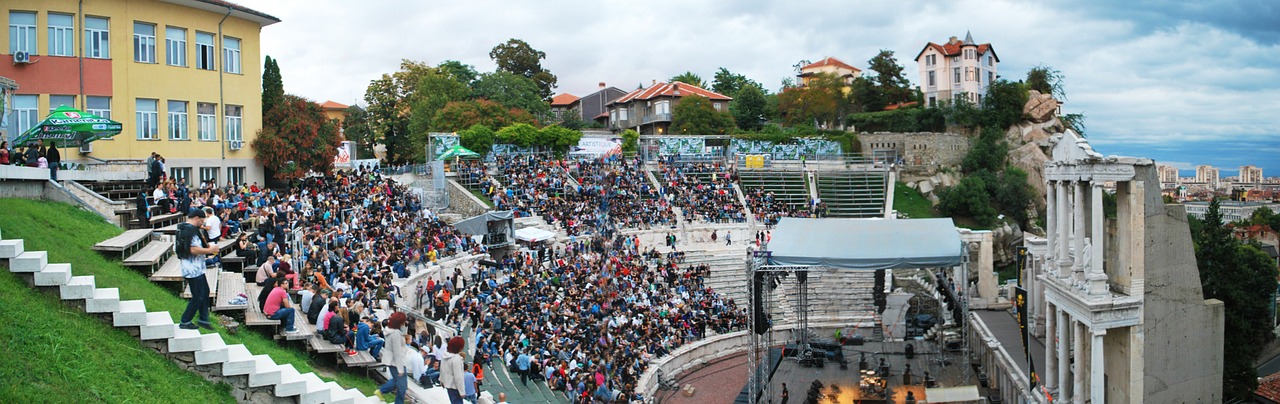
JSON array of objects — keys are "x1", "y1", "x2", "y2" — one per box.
[
  {"x1": 165, "y1": 26, "x2": 186, "y2": 66},
  {"x1": 927, "y1": 71, "x2": 935, "y2": 87},
  {"x1": 9, "y1": 12, "x2": 36, "y2": 55},
  {"x1": 170, "y1": 167, "x2": 191, "y2": 184},
  {"x1": 224, "y1": 105, "x2": 242, "y2": 142},
  {"x1": 168, "y1": 100, "x2": 188, "y2": 140},
  {"x1": 228, "y1": 167, "x2": 245, "y2": 186},
  {"x1": 988, "y1": 72, "x2": 994, "y2": 84},
  {"x1": 609, "y1": 110, "x2": 617, "y2": 124},
  {"x1": 222, "y1": 36, "x2": 240, "y2": 74},
  {"x1": 925, "y1": 54, "x2": 936, "y2": 66},
  {"x1": 965, "y1": 49, "x2": 975, "y2": 60},
  {"x1": 84, "y1": 17, "x2": 109, "y2": 58},
  {"x1": 954, "y1": 68, "x2": 961, "y2": 84},
  {"x1": 965, "y1": 67, "x2": 975, "y2": 82},
  {"x1": 713, "y1": 102, "x2": 723, "y2": 111},
  {"x1": 928, "y1": 96, "x2": 936, "y2": 107},
  {"x1": 133, "y1": 22, "x2": 156, "y2": 63},
  {"x1": 655, "y1": 100, "x2": 670, "y2": 115},
  {"x1": 987, "y1": 56, "x2": 993, "y2": 67},
  {"x1": 951, "y1": 55, "x2": 959, "y2": 64},
  {"x1": 199, "y1": 167, "x2": 219, "y2": 184},
  {"x1": 195, "y1": 32, "x2": 215, "y2": 70},
  {"x1": 136, "y1": 99, "x2": 158, "y2": 140},
  {"x1": 618, "y1": 107, "x2": 628, "y2": 121},
  {"x1": 48, "y1": 13, "x2": 75, "y2": 56},
  {"x1": 197, "y1": 102, "x2": 217, "y2": 141},
  {"x1": 9, "y1": 95, "x2": 38, "y2": 136},
  {"x1": 49, "y1": 95, "x2": 75, "y2": 111},
  {"x1": 86, "y1": 96, "x2": 111, "y2": 119}
]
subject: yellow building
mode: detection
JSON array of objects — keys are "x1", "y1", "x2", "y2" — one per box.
[{"x1": 2, "y1": 0, "x2": 279, "y2": 185}]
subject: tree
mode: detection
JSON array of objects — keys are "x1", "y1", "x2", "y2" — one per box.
[
  {"x1": 670, "y1": 71, "x2": 706, "y2": 88},
  {"x1": 995, "y1": 167, "x2": 1032, "y2": 225},
  {"x1": 1025, "y1": 64, "x2": 1065, "y2": 101},
  {"x1": 848, "y1": 76, "x2": 882, "y2": 113},
  {"x1": 457, "y1": 124, "x2": 495, "y2": 155},
  {"x1": 341, "y1": 106, "x2": 375, "y2": 158},
  {"x1": 252, "y1": 94, "x2": 341, "y2": 181},
  {"x1": 537, "y1": 124, "x2": 583, "y2": 156},
  {"x1": 1193, "y1": 198, "x2": 1280, "y2": 399},
  {"x1": 1249, "y1": 206, "x2": 1280, "y2": 233},
  {"x1": 962, "y1": 126, "x2": 1008, "y2": 173},
  {"x1": 363, "y1": 75, "x2": 409, "y2": 163},
  {"x1": 471, "y1": 71, "x2": 550, "y2": 121},
  {"x1": 261, "y1": 56, "x2": 283, "y2": 117},
  {"x1": 775, "y1": 73, "x2": 842, "y2": 128},
  {"x1": 496, "y1": 123, "x2": 540, "y2": 148},
  {"x1": 489, "y1": 38, "x2": 557, "y2": 100},
  {"x1": 555, "y1": 107, "x2": 591, "y2": 130},
  {"x1": 620, "y1": 129, "x2": 639, "y2": 153},
  {"x1": 937, "y1": 175, "x2": 998, "y2": 227},
  {"x1": 432, "y1": 99, "x2": 536, "y2": 133},
  {"x1": 436, "y1": 60, "x2": 479, "y2": 87},
  {"x1": 712, "y1": 67, "x2": 761, "y2": 98},
  {"x1": 730, "y1": 83, "x2": 768, "y2": 131},
  {"x1": 671, "y1": 95, "x2": 736, "y2": 136},
  {"x1": 866, "y1": 50, "x2": 914, "y2": 107},
  {"x1": 408, "y1": 68, "x2": 471, "y2": 140},
  {"x1": 981, "y1": 79, "x2": 1029, "y2": 130}
]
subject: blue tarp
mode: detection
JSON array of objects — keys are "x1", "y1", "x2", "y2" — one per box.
[{"x1": 767, "y1": 217, "x2": 964, "y2": 270}]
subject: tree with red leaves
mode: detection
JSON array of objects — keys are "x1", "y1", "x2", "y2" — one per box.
[{"x1": 252, "y1": 94, "x2": 341, "y2": 182}]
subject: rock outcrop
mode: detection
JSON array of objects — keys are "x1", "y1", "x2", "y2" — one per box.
[{"x1": 1008, "y1": 143, "x2": 1049, "y2": 208}]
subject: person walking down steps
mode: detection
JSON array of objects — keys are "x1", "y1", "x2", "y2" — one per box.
[{"x1": 178, "y1": 208, "x2": 218, "y2": 330}]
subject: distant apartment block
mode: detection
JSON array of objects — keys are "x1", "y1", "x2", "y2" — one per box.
[
  {"x1": 551, "y1": 83, "x2": 627, "y2": 127},
  {"x1": 606, "y1": 81, "x2": 731, "y2": 135},
  {"x1": 1240, "y1": 165, "x2": 1264, "y2": 184},
  {"x1": 914, "y1": 31, "x2": 998, "y2": 107},
  {"x1": 798, "y1": 57, "x2": 861, "y2": 86},
  {"x1": 1185, "y1": 201, "x2": 1280, "y2": 222},
  {"x1": 1196, "y1": 165, "x2": 1220, "y2": 189},
  {"x1": 1157, "y1": 164, "x2": 1179, "y2": 185}
]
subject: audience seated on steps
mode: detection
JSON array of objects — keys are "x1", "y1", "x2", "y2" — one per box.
[
  {"x1": 262, "y1": 275, "x2": 299, "y2": 334},
  {"x1": 657, "y1": 161, "x2": 747, "y2": 224}
]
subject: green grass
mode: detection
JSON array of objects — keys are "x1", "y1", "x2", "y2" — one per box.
[
  {"x1": 893, "y1": 181, "x2": 939, "y2": 219},
  {"x1": 0, "y1": 259, "x2": 235, "y2": 403},
  {"x1": 0, "y1": 198, "x2": 379, "y2": 397},
  {"x1": 469, "y1": 188, "x2": 495, "y2": 208}
]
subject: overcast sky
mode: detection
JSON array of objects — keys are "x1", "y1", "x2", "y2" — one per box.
[{"x1": 239, "y1": 0, "x2": 1279, "y2": 176}]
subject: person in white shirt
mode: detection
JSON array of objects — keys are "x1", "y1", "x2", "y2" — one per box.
[
  {"x1": 205, "y1": 207, "x2": 223, "y2": 242},
  {"x1": 406, "y1": 345, "x2": 426, "y2": 383}
]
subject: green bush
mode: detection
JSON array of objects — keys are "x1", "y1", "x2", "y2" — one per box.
[
  {"x1": 845, "y1": 107, "x2": 944, "y2": 133},
  {"x1": 458, "y1": 124, "x2": 495, "y2": 154}
]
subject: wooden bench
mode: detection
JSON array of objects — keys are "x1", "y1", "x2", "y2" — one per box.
[
  {"x1": 123, "y1": 240, "x2": 173, "y2": 273},
  {"x1": 148, "y1": 257, "x2": 183, "y2": 282},
  {"x1": 180, "y1": 267, "x2": 220, "y2": 299},
  {"x1": 340, "y1": 349, "x2": 377, "y2": 367},
  {"x1": 131, "y1": 212, "x2": 182, "y2": 230},
  {"x1": 309, "y1": 335, "x2": 346, "y2": 354},
  {"x1": 243, "y1": 285, "x2": 281, "y2": 326},
  {"x1": 280, "y1": 309, "x2": 315, "y2": 341},
  {"x1": 213, "y1": 271, "x2": 248, "y2": 312},
  {"x1": 216, "y1": 237, "x2": 238, "y2": 255},
  {"x1": 157, "y1": 223, "x2": 180, "y2": 235},
  {"x1": 222, "y1": 251, "x2": 248, "y2": 273},
  {"x1": 92, "y1": 229, "x2": 154, "y2": 260}
]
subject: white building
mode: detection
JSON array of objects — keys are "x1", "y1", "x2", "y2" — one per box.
[
  {"x1": 1157, "y1": 164, "x2": 1179, "y2": 186},
  {"x1": 914, "y1": 31, "x2": 999, "y2": 107},
  {"x1": 1185, "y1": 201, "x2": 1280, "y2": 223},
  {"x1": 1240, "y1": 165, "x2": 1264, "y2": 184},
  {"x1": 1196, "y1": 165, "x2": 1220, "y2": 189}
]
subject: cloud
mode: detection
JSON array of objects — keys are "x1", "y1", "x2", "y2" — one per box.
[{"x1": 237, "y1": 0, "x2": 1278, "y2": 172}]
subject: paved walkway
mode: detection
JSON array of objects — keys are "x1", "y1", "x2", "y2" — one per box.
[{"x1": 973, "y1": 309, "x2": 1046, "y2": 380}]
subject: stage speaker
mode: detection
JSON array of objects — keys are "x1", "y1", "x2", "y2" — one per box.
[
  {"x1": 796, "y1": 270, "x2": 807, "y2": 284},
  {"x1": 873, "y1": 269, "x2": 887, "y2": 314},
  {"x1": 753, "y1": 272, "x2": 770, "y2": 335}
]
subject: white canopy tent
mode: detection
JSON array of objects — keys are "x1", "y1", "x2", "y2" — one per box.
[
  {"x1": 766, "y1": 217, "x2": 965, "y2": 270},
  {"x1": 513, "y1": 227, "x2": 556, "y2": 243}
]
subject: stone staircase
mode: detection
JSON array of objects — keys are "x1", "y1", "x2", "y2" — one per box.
[
  {"x1": 0, "y1": 232, "x2": 378, "y2": 404},
  {"x1": 681, "y1": 249, "x2": 750, "y2": 304},
  {"x1": 766, "y1": 268, "x2": 879, "y2": 328},
  {"x1": 481, "y1": 358, "x2": 569, "y2": 403}
]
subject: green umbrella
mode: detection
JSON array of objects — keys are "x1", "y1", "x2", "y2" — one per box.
[
  {"x1": 435, "y1": 144, "x2": 481, "y2": 161},
  {"x1": 15, "y1": 105, "x2": 123, "y2": 147}
]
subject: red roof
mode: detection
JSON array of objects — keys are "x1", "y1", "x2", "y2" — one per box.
[
  {"x1": 1258, "y1": 372, "x2": 1280, "y2": 402},
  {"x1": 609, "y1": 82, "x2": 732, "y2": 106},
  {"x1": 318, "y1": 100, "x2": 349, "y2": 110},
  {"x1": 914, "y1": 40, "x2": 998, "y2": 63},
  {"x1": 882, "y1": 101, "x2": 919, "y2": 111},
  {"x1": 551, "y1": 93, "x2": 580, "y2": 106},
  {"x1": 801, "y1": 57, "x2": 861, "y2": 73}
]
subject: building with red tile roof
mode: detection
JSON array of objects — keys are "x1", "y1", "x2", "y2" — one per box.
[
  {"x1": 914, "y1": 31, "x2": 999, "y2": 107},
  {"x1": 1259, "y1": 370, "x2": 1280, "y2": 403},
  {"x1": 605, "y1": 81, "x2": 731, "y2": 135},
  {"x1": 317, "y1": 100, "x2": 350, "y2": 131},
  {"x1": 798, "y1": 56, "x2": 861, "y2": 86}
]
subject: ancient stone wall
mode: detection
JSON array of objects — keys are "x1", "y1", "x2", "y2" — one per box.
[{"x1": 857, "y1": 132, "x2": 970, "y2": 167}]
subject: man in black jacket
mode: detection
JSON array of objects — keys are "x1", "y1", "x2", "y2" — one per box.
[{"x1": 45, "y1": 143, "x2": 60, "y2": 181}]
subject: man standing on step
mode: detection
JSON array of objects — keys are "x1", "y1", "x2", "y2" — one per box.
[
  {"x1": 516, "y1": 349, "x2": 532, "y2": 386},
  {"x1": 178, "y1": 208, "x2": 218, "y2": 330}
]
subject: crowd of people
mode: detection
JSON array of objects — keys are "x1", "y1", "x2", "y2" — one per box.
[
  {"x1": 656, "y1": 161, "x2": 746, "y2": 224},
  {"x1": 571, "y1": 156, "x2": 675, "y2": 230},
  {"x1": 1, "y1": 139, "x2": 62, "y2": 180},
  {"x1": 743, "y1": 187, "x2": 828, "y2": 226}
]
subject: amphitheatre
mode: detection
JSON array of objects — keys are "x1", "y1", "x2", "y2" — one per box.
[{"x1": 0, "y1": 101, "x2": 1221, "y2": 404}]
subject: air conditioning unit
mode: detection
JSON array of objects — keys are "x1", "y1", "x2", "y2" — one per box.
[
  {"x1": 229, "y1": 140, "x2": 243, "y2": 151},
  {"x1": 13, "y1": 51, "x2": 31, "y2": 64},
  {"x1": 79, "y1": 143, "x2": 92, "y2": 153}
]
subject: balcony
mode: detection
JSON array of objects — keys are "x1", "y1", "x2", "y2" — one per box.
[{"x1": 641, "y1": 113, "x2": 672, "y2": 125}]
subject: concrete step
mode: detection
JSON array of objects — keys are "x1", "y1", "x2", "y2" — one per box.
[
  {"x1": 139, "y1": 312, "x2": 175, "y2": 340},
  {"x1": 168, "y1": 327, "x2": 205, "y2": 353},
  {"x1": 86, "y1": 287, "x2": 120, "y2": 313},
  {"x1": 11, "y1": 250, "x2": 48, "y2": 272},
  {"x1": 272, "y1": 364, "x2": 307, "y2": 397},
  {"x1": 113, "y1": 300, "x2": 148, "y2": 326},
  {"x1": 0, "y1": 239, "x2": 25, "y2": 259},
  {"x1": 295, "y1": 373, "x2": 332, "y2": 404},
  {"x1": 60, "y1": 275, "x2": 96, "y2": 300},
  {"x1": 222, "y1": 345, "x2": 257, "y2": 376},
  {"x1": 194, "y1": 335, "x2": 230, "y2": 365},
  {"x1": 33, "y1": 263, "x2": 72, "y2": 286},
  {"x1": 247, "y1": 356, "x2": 283, "y2": 387}
]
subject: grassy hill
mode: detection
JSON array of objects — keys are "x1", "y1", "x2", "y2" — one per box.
[
  {"x1": 0, "y1": 198, "x2": 378, "y2": 401},
  {"x1": 892, "y1": 181, "x2": 939, "y2": 219}
]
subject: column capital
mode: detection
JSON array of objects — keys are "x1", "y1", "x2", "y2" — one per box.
[{"x1": 1091, "y1": 328, "x2": 1107, "y2": 337}]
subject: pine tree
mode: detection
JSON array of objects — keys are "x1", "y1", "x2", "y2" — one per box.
[{"x1": 262, "y1": 56, "x2": 284, "y2": 118}]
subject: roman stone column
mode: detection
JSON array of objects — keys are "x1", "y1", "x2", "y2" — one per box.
[
  {"x1": 1073, "y1": 181, "x2": 1086, "y2": 283},
  {"x1": 1091, "y1": 328, "x2": 1107, "y2": 404},
  {"x1": 1057, "y1": 181, "x2": 1072, "y2": 278},
  {"x1": 1073, "y1": 320, "x2": 1085, "y2": 404},
  {"x1": 1045, "y1": 302, "x2": 1058, "y2": 393},
  {"x1": 1058, "y1": 309, "x2": 1071, "y2": 401}
]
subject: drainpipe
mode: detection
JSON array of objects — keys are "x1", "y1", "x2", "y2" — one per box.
[
  {"x1": 218, "y1": 7, "x2": 231, "y2": 181},
  {"x1": 77, "y1": 0, "x2": 84, "y2": 110}
]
